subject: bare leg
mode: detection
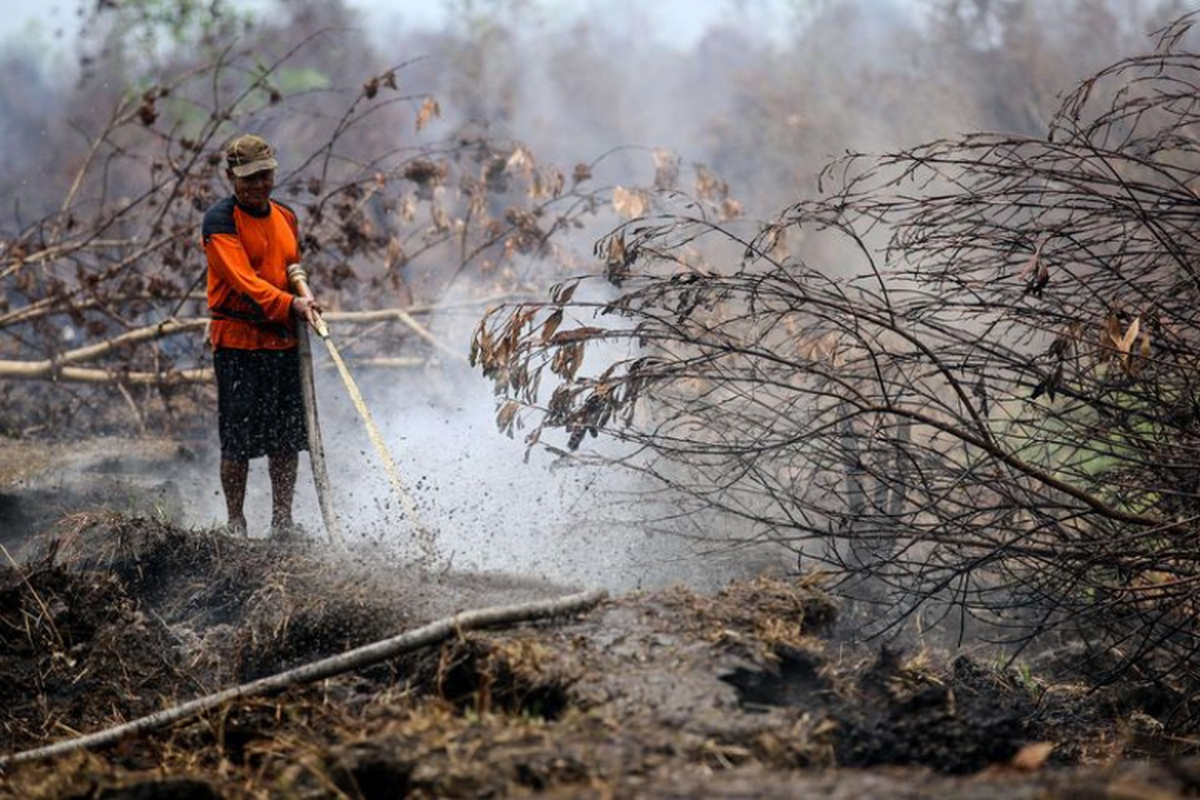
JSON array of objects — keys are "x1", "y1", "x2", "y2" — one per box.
[
  {"x1": 220, "y1": 458, "x2": 249, "y2": 535},
  {"x1": 268, "y1": 450, "x2": 298, "y2": 531}
]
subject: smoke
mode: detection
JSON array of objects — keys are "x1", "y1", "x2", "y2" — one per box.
[
  {"x1": 170, "y1": 350, "x2": 728, "y2": 591},
  {"x1": 159, "y1": 0, "x2": 1175, "y2": 593},
  {"x1": 3, "y1": 0, "x2": 1178, "y2": 593}
]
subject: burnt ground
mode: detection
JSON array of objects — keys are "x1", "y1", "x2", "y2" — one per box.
[{"x1": 0, "y1": 443, "x2": 1197, "y2": 798}]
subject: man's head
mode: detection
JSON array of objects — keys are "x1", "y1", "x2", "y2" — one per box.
[{"x1": 225, "y1": 134, "x2": 277, "y2": 211}]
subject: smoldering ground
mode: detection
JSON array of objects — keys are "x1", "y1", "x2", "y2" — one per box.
[{"x1": 174, "y1": 353, "x2": 734, "y2": 592}]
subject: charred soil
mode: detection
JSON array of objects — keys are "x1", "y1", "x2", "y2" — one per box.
[{"x1": 0, "y1": 509, "x2": 1194, "y2": 796}]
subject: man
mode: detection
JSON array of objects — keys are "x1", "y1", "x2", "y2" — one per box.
[{"x1": 202, "y1": 133, "x2": 323, "y2": 538}]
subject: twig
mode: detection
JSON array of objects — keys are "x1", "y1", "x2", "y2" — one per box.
[
  {"x1": 0, "y1": 545, "x2": 65, "y2": 652},
  {"x1": 0, "y1": 588, "x2": 608, "y2": 769},
  {"x1": 382, "y1": 309, "x2": 466, "y2": 363}
]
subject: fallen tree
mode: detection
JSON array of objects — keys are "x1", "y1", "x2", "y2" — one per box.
[{"x1": 472, "y1": 12, "x2": 1200, "y2": 726}]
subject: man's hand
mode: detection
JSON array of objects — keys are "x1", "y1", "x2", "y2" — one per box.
[{"x1": 291, "y1": 295, "x2": 325, "y2": 326}]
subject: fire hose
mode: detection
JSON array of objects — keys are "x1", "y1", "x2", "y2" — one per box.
[{"x1": 288, "y1": 264, "x2": 437, "y2": 559}]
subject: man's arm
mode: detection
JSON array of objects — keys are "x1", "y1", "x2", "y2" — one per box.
[
  {"x1": 274, "y1": 201, "x2": 324, "y2": 325},
  {"x1": 205, "y1": 236, "x2": 295, "y2": 322}
]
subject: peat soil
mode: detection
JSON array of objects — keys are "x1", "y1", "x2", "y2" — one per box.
[{"x1": 0, "y1": 449, "x2": 1196, "y2": 797}]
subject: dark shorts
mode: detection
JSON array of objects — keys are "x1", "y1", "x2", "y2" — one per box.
[{"x1": 214, "y1": 347, "x2": 308, "y2": 461}]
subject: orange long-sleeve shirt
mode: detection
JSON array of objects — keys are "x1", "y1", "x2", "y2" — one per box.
[{"x1": 202, "y1": 197, "x2": 300, "y2": 350}]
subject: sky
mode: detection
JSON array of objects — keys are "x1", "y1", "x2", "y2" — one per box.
[{"x1": 0, "y1": 0, "x2": 799, "y2": 55}]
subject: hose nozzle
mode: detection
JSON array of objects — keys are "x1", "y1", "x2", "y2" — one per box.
[{"x1": 287, "y1": 263, "x2": 329, "y2": 338}]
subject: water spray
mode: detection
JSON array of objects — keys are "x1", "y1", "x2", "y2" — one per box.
[{"x1": 288, "y1": 264, "x2": 438, "y2": 560}]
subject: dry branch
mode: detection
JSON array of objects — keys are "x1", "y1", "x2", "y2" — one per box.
[
  {"x1": 0, "y1": 31, "x2": 645, "y2": 432},
  {"x1": 0, "y1": 363, "x2": 213, "y2": 384},
  {"x1": 0, "y1": 588, "x2": 607, "y2": 769},
  {"x1": 470, "y1": 11, "x2": 1200, "y2": 724},
  {"x1": 0, "y1": 303, "x2": 519, "y2": 383}
]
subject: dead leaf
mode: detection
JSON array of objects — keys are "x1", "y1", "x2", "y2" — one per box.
[
  {"x1": 1010, "y1": 741, "x2": 1055, "y2": 771},
  {"x1": 553, "y1": 281, "x2": 579, "y2": 305},
  {"x1": 506, "y1": 146, "x2": 535, "y2": 177},
  {"x1": 399, "y1": 195, "x2": 417, "y2": 223},
  {"x1": 606, "y1": 234, "x2": 634, "y2": 285},
  {"x1": 1118, "y1": 317, "x2": 1140, "y2": 359},
  {"x1": 653, "y1": 148, "x2": 681, "y2": 190},
  {"x1": 760, "y1": 224, "x2": 787, "y2": 259},
  {"x1": 496, "y1": 401, "x2": 519, "y2": 436},
  {"x1": 530, "y1": 167, "x2": 564, "y2": 200},
  {"x1": 613, "y1": 186, "x2": 648, "y2": 219},
  {"x1": 137, "y1": 92, "x2": 158, "y2": 126},
  {"x1": 550, "y1": 327, "x2": 603, "y2": 345},
  {"x1": 694, "y1": 164, "x2": 727, "y2": 202},
  {"x1": 384, "y1": 236, "x2": 407, "y2": 270},
  {"x1": 607, "y1": 234, "x2": 627, "y2": 266},
  {"x1": 540, "y1": 309, "x2": 564, "y2": 344},
  {"x1": 1018, "y1": 236, "x2": 1046, "y2": 281},
  {"x1": 1100, "y1": 315, "x2": 1123, "y2": 363},
  {"x1": 430, "y1": 201, "x2": 450, "y2": 232},
  {"x1": 1126, "y1": 327, "x2": 1152, "y2": 377},
  {"x1": 415, "y1": 97, "x2": 441, "y2": 131}
]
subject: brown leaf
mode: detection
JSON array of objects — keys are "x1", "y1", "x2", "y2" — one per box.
[
  {"x1": 137, "y1": 99, "x2": 158, "y2": 126},
  {"x1": 606, "y1": 234, "x2": 627, "y2": 266},
  {"x1": 523, "y1": 427, "x2": 542, "y2": 462},
  {"x1": 550, "y1": 343, "x2": 585, "y2": 381},
  {"x1": 540, "y1": 309, "x2": 564, "y2": 344},
  {"x1": 613, "y1": 186, "x2": 648, "y2": 219},
  {"x1": 1101, "y1": 315, "x2": 1123, "y2": 362},
  {"x1": 1018, "y1": 236, "x2": 1046, "y2": 281},
  {"x1": 416, "y1": 97, "x2": 441, "y2": 131},
  {"x1": 496, "y1": 401, "x2": 520, "y2": 437},
  {"x1": 1010, "y1": 741, "x2": 1055, "y2": 771},
  {"x1": 530, "y1": 167, "x2": 564, "y2": 200},
  {"x1": 1118, "y1": 317, "x2": 1140, "y2": 358},
  {"x1": 760, "y1": 224, "x2": 787, "y2": 259},
  {"x1": 385, "y1": 236, "x2": 407, "y2": 271},
  {"x1": 653, "y1": 148, "x2": 681, "y2": 190},
  {"x1": 400, "y1": 195, "x2": 417, "y2": 223},
  {"x1": 550, "y1": 326, "x2": 603, "y2": 345},
  {"x1": 694, "y1": 164, "x2": 728, "y2": 202},
  {"x1": 1127, "y1": 328, "x2": 1152, "y2": 377},
  {"x1": 506, "y1": 146, "x2": 535, "y2": 177},
  {"x1": 554, "y1": 281, "x2": 579, "y2": 305},
  {"x1": 430, "y1": 199, "x2": 451, "y2": 232}
]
